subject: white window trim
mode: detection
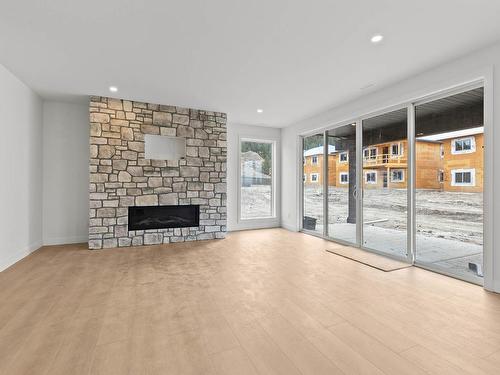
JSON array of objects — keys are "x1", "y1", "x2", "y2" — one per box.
[
  {"x1": 451, "y1": 168, "x2": 476, "y2": 187},
  {"x1": 390, "y1": 142, "x2": 404, "y2": 158},
  {"x1": 339, "y1": 152, "x2": 348, "y2": 163},
  {"x1": 364, "y1": 170, "x2": 377, "y2": 184},
  {"x1": 390, "y1": 169, "x2": 405, "y2": 183},
  {"x1": 363, "y1": 147, "x2": 377, "y2": 160},
  {"x1": 238, "y1": 138, "x2": 277, "y2": 222},
  {"x1": 451, "y1": 136, "x2": 476, "y2": 155},
  {"x1": 310, "y1": 173, "x2": 319, "y2": 182},
  {"x1": 339, "y1": 172, "x2": 349, "y2": 184},
  {"x1": 311, "y1": 155, "x2": 318, "y2": 165}
]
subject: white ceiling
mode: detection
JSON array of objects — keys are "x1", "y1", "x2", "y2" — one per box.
[{"x1": 1, "y1": 1, "x2": 500, "y2": 127}]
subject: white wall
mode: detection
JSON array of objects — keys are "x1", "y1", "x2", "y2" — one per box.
[
  {"x1": 0, "y1": 64, "x2": 43, "y2": 271},
  {"x1": 42, "y1": 101, "x2": 89, "y2": 245},
  {"x1": 281, "y1": 41, "x2": 500, "y2": 292},
  {"x1": 227, "y1": 123, "x2": 281, "y2": 231}
]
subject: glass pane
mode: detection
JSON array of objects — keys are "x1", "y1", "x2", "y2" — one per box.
[
  {"x1": 303, "y1": 134, "x2": 324, "y2": 234},
  {"x1": 362, "y1": 108, "x2": 408, "y2": 258},
  {"x1": 415, "y1": 87, "x2": 483, "y2": 281},
  {"x1": 327, "y1": 124, "x2": 357, "y2": 244},
  {"x1": 240, "y1": 140, "x2": 273, "y2": 219}
]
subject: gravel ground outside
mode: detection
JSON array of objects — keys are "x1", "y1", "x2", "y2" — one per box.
[
  {"x1": 304, "y1": 186, "x2": 483, "y2": 246},
  {"x1": 241, "y1": 185, "x2": 484, "y2": 246},
  {"x1": 241, "y1": 185, "x2": 272, "y2": 219}
]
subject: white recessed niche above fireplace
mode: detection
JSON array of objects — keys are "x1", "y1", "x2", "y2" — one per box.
[{"x1": 144, "y1": 134, "x2": 186, "y2": 160}]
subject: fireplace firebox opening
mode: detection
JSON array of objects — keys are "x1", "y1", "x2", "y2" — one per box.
[{"x1": 128, "y1": 205, "x2": 200, "y2": 231}]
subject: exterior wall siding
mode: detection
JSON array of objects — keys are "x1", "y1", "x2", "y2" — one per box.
[{"x1": 303, "y1": 134, "x2": 483, "y2": 192}]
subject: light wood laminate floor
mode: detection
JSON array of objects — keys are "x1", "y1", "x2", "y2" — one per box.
[{"x1": 1, "y1": 228, "x2": 500, "y2": 375}]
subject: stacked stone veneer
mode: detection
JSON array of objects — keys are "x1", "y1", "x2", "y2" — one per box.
[{"x1": 89, "y1": 96, "x2": 227, "y2": 249}]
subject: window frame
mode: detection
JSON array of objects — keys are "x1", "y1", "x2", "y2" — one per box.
[
  {"x1": 339, "y1": 172, "x2": 349, "y2": 184},
  {"x1": 310, "y1": 173, "x2": 319, "y2": 182},
  {"x1": 238, "y1": 138, "x2": 277, "y2": 221},
  {"x1": 451, "y1": 168, "x2": 476, "y2": 187},
  {"x1": 390, "y1": 168, "x2": 405, "y2": 183},
  {"x1": 311, "y1": 155, "x2": 318, "y2": 165},
  {"x1": 390, "y1": 142, "x2": 404, "y2": 157},
  {"x1": 339, "y1": 152, "x2": 348, "y2": 163},
  {"x1": 363, "y1": 147, "x2": 377, "y2": 160},
  {"x1": 364, "y1": 170, "x2": 377, "y2": 184},
  {"x1": 451, "y1": 136, "x2": 476, "y2": 155}
]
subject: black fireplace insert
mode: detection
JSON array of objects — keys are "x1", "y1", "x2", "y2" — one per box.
[{"x1": 128, "y1": 205, "x2": 200, "y2": 231}]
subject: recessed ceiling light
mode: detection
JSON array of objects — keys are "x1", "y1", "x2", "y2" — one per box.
[
  {"x1": 109, "y1": 86, "x2": 118, "y2": 93},
  {"x1": 371, "y1": 34, "x2": 384, "y2": 43},
  {"x1": 257, "y1": 109, "x2": 263, "y2": 113}
]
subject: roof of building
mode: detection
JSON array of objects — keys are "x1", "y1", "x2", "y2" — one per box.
[
  {"x1": 304, "y1": 145, "x2": 336, "y2": 157},
  {"x1": 241, "y1": 151, "x2": 264, "y2": 162},
  {"x1": 417, "y1": 126, "x2": 483, "y2": 142}
]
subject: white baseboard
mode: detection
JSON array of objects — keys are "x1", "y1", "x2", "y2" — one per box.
[
  {"x1": 43, "y1": 235, "x2": 88, "y2": 246},
  {"x1": 228, "y1": 220, "x2": 280, "y2": 232},
  {"x1": 280, "y1": 222, "x2": 299, "y2": 232},
  {"x1": 489, "y1": 279, "x2": 500, "y2": 294},
  {"x1": 0, "y1": 240, "x2": 42, "y2": 272}
]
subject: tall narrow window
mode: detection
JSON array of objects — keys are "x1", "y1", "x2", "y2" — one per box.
[{"x1": 240, "y1": 139, "x2": 275, "y2": 220}]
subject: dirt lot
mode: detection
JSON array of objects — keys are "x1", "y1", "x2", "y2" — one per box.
[
  {"x1": 241, "y1": 185, "x2": 272, "y2": 219},
  {"x1": 241, "y1": 185, "x2": 483, "y2": 245},
  {"x1": 304, "y1": 186, "x2": 483, "y2": 246}
]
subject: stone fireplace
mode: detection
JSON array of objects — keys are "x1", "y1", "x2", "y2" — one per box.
[{"x1": 89, "y1": 96, "x2": 227, "y2": 249}]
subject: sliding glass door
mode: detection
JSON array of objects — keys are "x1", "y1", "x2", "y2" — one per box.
[
  {"x1": 300, "y1": 84, "x2": 485, "y2": 284},
  {"x1": 415, "y1": 87, "x2": 484, "y2": 282},
  {"x1": 326, "y1": 124, "x2": 357, "y2": 244},
  {"x1": 362, "y1": 108, "x2": 408, "y2": 259}
]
